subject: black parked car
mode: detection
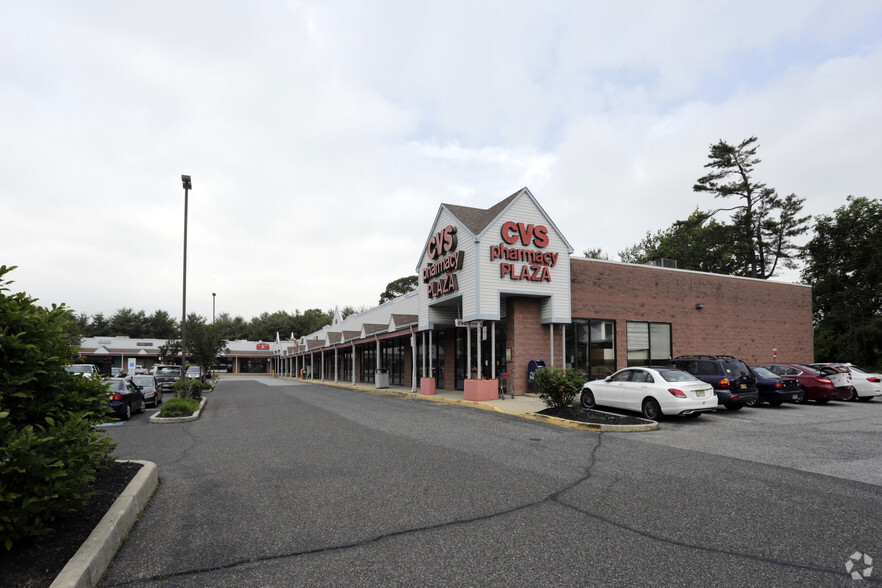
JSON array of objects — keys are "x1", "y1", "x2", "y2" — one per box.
[
  {"x1": 748, "y1": 366, "x2": 804, "y2": 406},
  {"x1": 152, "y1": 364, "x2": 183, "y2": 393},
  {"x1": 664, "y1": 355, "x2": 759, "y2": 410},
  {"x1": 105, "y1": 377, "x2": 146, "y2": 420}
]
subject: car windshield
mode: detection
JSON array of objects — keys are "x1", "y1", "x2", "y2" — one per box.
[
  {"x1": 659, "y1": 369, "x2": 699, "y2": 382},
  {"x1": 751, "y1": 366, "x2": 778, "y2": 379},
  {"x1": 849, "y1": 366, "x2": 869, "y2": 374},
  {"x1": 187, "y1": 367, "x2": 200, "y2": 374},
  {"x1": 65, "y1": 365, "x2": 91, "y2": 373},
  {"x1": 157, "y1": 367, "x2": 181, "y2": 374},
  {"x1": 132, "y1": 376, "x2": 153, "y2": 386}
]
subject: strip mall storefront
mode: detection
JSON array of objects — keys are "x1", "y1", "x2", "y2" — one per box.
[
  {"x1": 276, "y1": 188, "x2": 814, "y2": 399},
  {"x1": 77, "y1": 338, "x2": 276, "y2": 375}
]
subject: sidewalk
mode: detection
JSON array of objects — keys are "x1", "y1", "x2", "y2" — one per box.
[{"x1": 278, "y1": 376, "x2": 548, "y2": 415}]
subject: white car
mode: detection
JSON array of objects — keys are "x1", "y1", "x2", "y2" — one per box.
[
  {"x1": 65, "y1": 364, "x2": 100, "y2": 377},
  {"x1": 579, "y1": 367, "x2": 718, "y2": 420},
  {"x1": 843, "y1": 364, "x2": 882, "y2": 401}
]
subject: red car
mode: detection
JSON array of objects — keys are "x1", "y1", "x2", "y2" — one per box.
[{"x1": 760, "y1": 364, "x2": 851, "y2": 403}]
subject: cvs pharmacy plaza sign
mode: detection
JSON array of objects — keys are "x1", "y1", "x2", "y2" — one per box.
[{"x1": 423, "y1": 220, "x2": 559, "y2": 300}]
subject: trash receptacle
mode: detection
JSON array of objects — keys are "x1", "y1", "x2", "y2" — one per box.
[
  {"x1": 526, "y1": 360, "x2": 546, "y2": 394},
  {"x1": 375, "y1": 369, "x2": 390, "y2": 389}
]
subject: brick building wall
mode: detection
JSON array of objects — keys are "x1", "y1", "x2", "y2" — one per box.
[
  {"x1": 570, "y1": 259, "x2": 814, "y2": 366},
  {"x1": 506, "y1": 297, "x2": 553, "y2": 396}
]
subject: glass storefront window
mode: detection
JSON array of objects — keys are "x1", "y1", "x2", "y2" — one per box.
[
  {"x1": 381, "y1": 338, "x2": 405, "y2": 386},
  {"x1": 626, "y1": 321, "x2": 671, "y2": 367},
  {"x1": 240, "y1": 358, "x2": 268, "y2": 373},
  {"x1": 342, "y1": 348, "x2": 353, "y2": 381},
  {"x1": 569, "y1": 319, "x2": 616, "y2": 380},
  {"x1": 359, "y1": 345, "x2": 375, "y2": 383}
]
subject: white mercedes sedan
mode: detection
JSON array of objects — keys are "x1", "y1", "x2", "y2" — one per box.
[{"x1": 579, "y1": 367, "x2": 718, "y2": 420}]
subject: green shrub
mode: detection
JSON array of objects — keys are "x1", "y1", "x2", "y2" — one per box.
[
  {"x1": 159, "y1": 397, "x2": 200, "y2": 417},
  {"x1": 172, "y1": 377, "x2": 210, "y2": 400},
  {"x1": 535, "y1": 366, "x2": 587, "y2": 408},
  {"x1": 0, "y1": 265, "x2": 116, "y2": 549}
]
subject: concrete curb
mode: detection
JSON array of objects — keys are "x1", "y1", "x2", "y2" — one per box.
[
  {"x1": 518, "y1": 411, "x2": 659, "y2": 432},
  {"x1": 279, "y1": 377, "x2": 658, "y2": 432},
  {"x1": 149, "y1": 396, "x2": 207, "y2": 423},
  {"x1": 50, "y1": 460, "x2": 158, "y2": 588}
]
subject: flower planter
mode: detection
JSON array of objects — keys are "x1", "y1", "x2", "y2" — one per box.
[
  {"x1": 419, "y1": 377, "x2": 436, "y2": 395},
  {"x1": 464, "y1": 379, "x2": 499, "y2": 401}
]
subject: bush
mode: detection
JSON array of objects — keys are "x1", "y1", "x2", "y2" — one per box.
[
  {"x1": 172, "y1": 377, "x2": 210, "y2": 400},
  {"x1": 159, "y1": 397, "x2": 200, "y2": 417},
  {"x1": 535, "y1": 366, "x2": 587, "y2": 408},
  {"x1": 0, "y1": 265, "x2": 116, "y2": 549}
]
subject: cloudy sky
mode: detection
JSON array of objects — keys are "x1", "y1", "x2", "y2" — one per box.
[{"x1": 2, "y1": 1, "x2": 880, "y2": 322}]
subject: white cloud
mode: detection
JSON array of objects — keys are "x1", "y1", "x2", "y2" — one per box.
[{"x1": 2, "y1": 0, "x2": 881, "y2": 318}]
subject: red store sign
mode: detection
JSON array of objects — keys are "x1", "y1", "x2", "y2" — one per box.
[{"x1": 490, "y1": 222, "x2": 556, "y2": 282}]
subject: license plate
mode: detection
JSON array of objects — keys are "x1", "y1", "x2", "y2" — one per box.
[
  {"x1": 792, "y1": 394, "x2": 799, "y2": 400},
  {"x1": 740, "y1": 383, "x2": 747, "y2": 390},
  {"x1": 697, "y1": 390, "x2": 705, "y2": 397}
]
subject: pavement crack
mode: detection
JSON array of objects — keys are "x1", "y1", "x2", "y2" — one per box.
[{"x1": 103, "y1": 434, "x2": 607, "y2": 586}]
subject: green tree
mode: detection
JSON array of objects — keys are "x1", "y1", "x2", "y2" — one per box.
[
  {"x1": 146, "y1": 310, "x2": 178, "y2": 339},
  {"x1": 185, "y1": 321, "x2": 229, "y2": 381},
  {"x1": 215, "y1": 312, "x2": 249, "y2": 341},
  {"x1": 379, "y1": 275, "x2": 418, "y2": 304},
  {"x1": 157, "y1": 340, "x2": 182, "y2": 365},
  {"x1": 86, "y1": 312, "x2": 111, "y2": 337},
  {"x1": 801, "y1": 196, "x2": 882, "y2": 368},
  {"x1": 0, "y1": 265, "x2": 116, "y2": 548},
  {"x1": 296, "y1": 308, "x2": 332, "y2": 336},
  {"x1": 108, "y1": 307, "x2": 148, "y2": 338},
  {"x1": 583, "y1": 248, "x2": 610, "y2": 260},
  {"x1": 619, "y1": 209, "x2": 738, "y2": 274},
  {"x1": 694, "y1": 136, "x2": 810, "y2": 278}
]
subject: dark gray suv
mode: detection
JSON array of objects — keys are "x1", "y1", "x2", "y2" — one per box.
[{"x1": 664, "y1": 355, "x2": 758, "y2": 410}]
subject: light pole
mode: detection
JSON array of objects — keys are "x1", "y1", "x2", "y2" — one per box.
[
  {"x1": 212, "y1": 292, "x2": 216, "y2": 324},
  {"x1": 181, "y1": 175, "x2": 192, "y2": 377}
]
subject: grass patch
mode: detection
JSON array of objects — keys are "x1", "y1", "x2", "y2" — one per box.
[{"x1": 159, "y1": 397, "x2": 200, "y2": 417}]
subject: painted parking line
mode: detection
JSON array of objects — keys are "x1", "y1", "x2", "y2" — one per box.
[{"x1": 96, "y1": 421, "x2": 125, "y2": 427}]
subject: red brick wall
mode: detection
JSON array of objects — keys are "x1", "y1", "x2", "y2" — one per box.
[
  {"x1": 570, "y1": 259, "x2": 814, "y2": 367},
  {"x1": 506, "y1": 297, "x2": 553, "y2": 396}
]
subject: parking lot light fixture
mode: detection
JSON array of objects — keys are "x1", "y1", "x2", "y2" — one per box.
[{"x1": 181, "y1": 175, "x2": 192, "y2": 377}]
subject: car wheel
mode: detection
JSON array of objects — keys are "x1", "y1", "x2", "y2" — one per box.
[
  {"x1": 137, "y1": 398, "x2": 146, "y2": 414},
  {"x1": 795, "y1": 390, "x2": 808, "y2": 404},
  {"x1": 122, "y1": 402, "x2": 131, "y2": 421},
  {"x1": 642, "y1": 398, "x2": 662, "y2": 420},
  {"x1": 848, "y1": 387, "x2": 859, "y2": 401},
  {"x1": 580, "y1": 389, "x2": 596, "y2": 409},
  {"x1": 156, "y1": 390, "x2": 163, "y2": 405},
  {"x1": 745, "y1": 397, "x2": 758, "y2": 407},
  {"x1": 816, "y1": 398, "x2": 830, "y2": 404},
  {"x1": 768, "y1": 400, "x2": 784, "y2": 407},
  {"x1": 725, "y1": 403, "x2": 743, "y2": 411}
]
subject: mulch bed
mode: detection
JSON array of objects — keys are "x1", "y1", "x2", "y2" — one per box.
[
  {"x1": 538, "y1": 405, "x2": 650, "y2": 425},
  {"x1": 0, "y1": 461, "x2": 142, "y2": 588}
]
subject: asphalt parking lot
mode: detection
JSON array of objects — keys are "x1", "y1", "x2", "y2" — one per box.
[
  {"x1": 608, "y1": 398, "x2": 882, "y2": 486},
  {"x1": 101, "y1": 379, "x2": 881, "y2": 586}
]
